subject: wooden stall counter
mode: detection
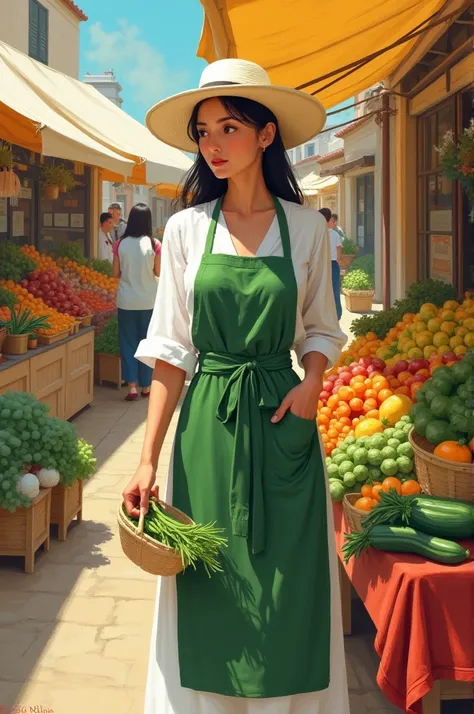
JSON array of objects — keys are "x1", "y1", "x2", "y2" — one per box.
[{"x1": 0, "y1": 327, "x2": 94, "y2": 420}]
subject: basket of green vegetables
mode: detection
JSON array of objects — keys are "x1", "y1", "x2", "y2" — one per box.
[{"x1": 118, "y1": 498, "x2": 227, "y2": 577}]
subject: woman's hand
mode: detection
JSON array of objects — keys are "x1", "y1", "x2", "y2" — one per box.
[
  {"x1": 271, "y1": 374, "x2": 323, "y2": 423},
  {"x1": 122, "y1": 463, "x2": 159, "y2": 518}
]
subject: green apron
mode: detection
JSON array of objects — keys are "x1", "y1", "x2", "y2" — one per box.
[{"x1": 173, "y1": 196, "x2": 331, "y2": 698}]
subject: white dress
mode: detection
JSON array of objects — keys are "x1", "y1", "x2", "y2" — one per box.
[{"x1": 135, "y1": 199, "x2": 350, "y2": 714}]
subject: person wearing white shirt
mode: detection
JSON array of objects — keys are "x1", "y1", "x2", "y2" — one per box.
[
  {"x1": 98, "y1": 212, "x2": 114, "y2": 262},
  {"x1": 319, "y1": 208, "x2": 343, "y2": 319}
]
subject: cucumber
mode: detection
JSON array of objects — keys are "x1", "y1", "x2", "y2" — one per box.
[
  {"x1": 408, "y1": 496, "x2": 474, "y2": 539},
  {"x1": 369, "y1": 525, "x2": 470, "y2": 564}
]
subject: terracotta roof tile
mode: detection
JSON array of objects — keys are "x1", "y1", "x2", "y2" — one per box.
[
  {"x1": 334, "y1": 115, "x2": 372, "y2": 138},
  {"x1": 317, "y1": 148, "x2": 344, "y2": 165},
  {"x1": 59, "y1": 0, "x2": 88, "y2": 21}
]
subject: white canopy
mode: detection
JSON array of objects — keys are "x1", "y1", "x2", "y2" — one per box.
[{"x1": 299, "y1": 173, "x2": 338, "y2": 196}]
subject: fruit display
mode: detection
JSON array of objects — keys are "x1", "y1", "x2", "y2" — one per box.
[
  {"x1": 0, "y1": 391, "x2": 96, "y2": 511},
  {"x1": 318, "y1": 356, "x2": 414, "y2": 454},
  {"x1": 0, "y1": 281, "x2": 75, "y2": 335},
  {"x1": 342, "y1": 490, "x2": 472, "y2": 565},
  {"x1": 57, "y1": 258, "x2": 118, "y2": 294},
  {"x1": 327, "y1": 415, "x2": 417, "y2": 503},
  {"x1": 409, "y1": 352, "x2": 474, "y2": 447},
  {"x1": 21, "y1": 270, "x2": 90, "y2": 319},
  {"x1": 21, "y1": 245, "x2": 60, "y2": 272}
]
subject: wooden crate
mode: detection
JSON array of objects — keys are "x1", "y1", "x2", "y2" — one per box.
[
  {"x1": 0, "y1": 489, "x2": 51, "y2": 573},
  {"x1": 64, "y1": 330, "x2": 94, "y2": 419},
  {"x1": 30, "y1": 344, "x2": 66, "y2": 419},
  {"x1": 37, "y1": 329, "x2": 70, "y2": 346},
  {"x1": 0, "y1": 360, "x2": 30, "y2": 394},
  {"x1": 50, "y1": 479, "x2": 83, "y2": 541},
  {"x1": 96, "y1": 352, "x2": 122, "y2": 389},
  {"x1": 80, "y1": 315, "x2": 93, "y2": 327}
]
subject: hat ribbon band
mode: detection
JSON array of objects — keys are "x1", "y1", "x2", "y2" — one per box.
[{"x1": 200, "y1": 80, "x2": 240, "y2": 88}]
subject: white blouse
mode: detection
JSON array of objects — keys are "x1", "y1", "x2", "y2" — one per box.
[{"x1": 135, "y1": 199, "x2": 347, "y2": 380}]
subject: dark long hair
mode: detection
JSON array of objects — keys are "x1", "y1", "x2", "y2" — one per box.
[
  {"x1": 175, "y1": 96, "x2": 304, "y2": 210},
  {"x1": 123, "y1": 203, "x2": 154, "y2": 251}
]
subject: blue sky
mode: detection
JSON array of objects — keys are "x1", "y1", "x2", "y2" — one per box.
[{"x1": 78, "y1": 0, "x2": 353, "y2": 126}]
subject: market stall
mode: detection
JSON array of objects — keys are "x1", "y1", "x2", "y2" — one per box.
[{"x1": 334, "y1": 505, "x2": 474, "y2": 714}]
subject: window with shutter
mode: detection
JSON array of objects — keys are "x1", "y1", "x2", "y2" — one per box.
[{"x1": 29, "y1": 0, "x2": 48, "y2": 65}]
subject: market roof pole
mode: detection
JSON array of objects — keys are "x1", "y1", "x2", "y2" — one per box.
[{"x1": 382, "y1": 91, "x2": 391, "y2": 309}]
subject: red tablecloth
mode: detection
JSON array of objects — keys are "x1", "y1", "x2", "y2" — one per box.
[{"x1": 333, "y1": 504, "x2": 474, "y2": 713}]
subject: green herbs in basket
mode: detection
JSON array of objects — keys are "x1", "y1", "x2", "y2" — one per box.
[
  {"x1": 130, "y1": 499, "x2": 227, "y2": 576},
  {"x1": 94, "y1": 316, "x2": 119, "y2": 355}
]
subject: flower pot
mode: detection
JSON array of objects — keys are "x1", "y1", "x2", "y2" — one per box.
[
  {"x1": 0, "y1": 168, "x2": 21, "y2": 198},
  {"x1": 43, "y1": 184, "x2": 59, "y2": 200},
  {"x1": 51, "y1": 480, "x2": 83, "y2": 541},
  {"x1": 96, "y1": 352, "x2": 122, "y2": 389},
  {"x1": 3, "y1": 333, "x2": 29, "y2": 355},
  {"x1": 342, "y1": 289, "x2": 375, "y2": 313},
  {"x1": 0, "y1": 328, "x2": 6, "y2": 352},
  {"x1": 27, "y1": 337, "x2": 38, "y2": 350},
  {"x1": 0, "y1": 489, "x2": 51, "y2": 573},
  {"x1": 340, "y1": 254, "x2": 357, "y2": 271},
  {"x1": 59, "y1": 184, "x2": 68, "y2": 193}
]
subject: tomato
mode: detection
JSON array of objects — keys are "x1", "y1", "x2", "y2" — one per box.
[
  {"x1": 433, "y1": 441, "x2": 472, "y2": 463},
  {"x1": 349, "y1": 397, "x2": 364, "y2": 412},
  {"x1": 360, "y1": 484, "x2": 374, "y2": 498},
  {"x1": 377, "y1": 388, "x2": 394, "y2": 403},
  {"x1": 381, "y1": 477, "x2": 402, "y2": 495},
  {"x1": 401, "y1": 480, "x2": 422, "y2": 496}
]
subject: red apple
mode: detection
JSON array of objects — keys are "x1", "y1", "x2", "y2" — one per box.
[
  {"x1": 359, "y1": 357, "x2": 372, "y2": 368},
  {"x1": 442, "y1": 352, "x2": 457, "y2": 364},
  {"x1": 394, "y1": 360, "x2": 409, "y2": 375},
  {"x1": 383, "y1": 366, "x2": 396, "y2": 377},
  {"x1": 327, "y1": 374, "x2": 338, "y2": 383},
  {"x1": 319, "y1": 391, "x2": 330, "y2": 402},
  {"x1": 406, "y1": 375, "x2": 425, "y2": 387},
  {"x1": 352, "y1": 365, "x2": 368, "y2": 377},
  {"x1": 408, "y1": 359, "x2": 429, "y2": 375},
  {"x1": 371, "y1": 358, "x2": 386, "y2": 371},
  {"x1": 340, "y1": 372, "x2": 352, "y2": 384}
]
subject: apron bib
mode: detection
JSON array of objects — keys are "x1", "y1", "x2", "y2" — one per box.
[{"x1": 173, "y1": 197, "x2": 331, "y2": 698}]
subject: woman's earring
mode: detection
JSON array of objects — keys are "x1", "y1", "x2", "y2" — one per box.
[{"x1": 262, "y1": 146, "x2": 266, "y2": 153}]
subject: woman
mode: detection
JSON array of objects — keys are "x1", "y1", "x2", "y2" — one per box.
[
  {"x1": 112, "y1": 202, "x2": 161, "y2": 400},
  {"x1": 124, "y1": 59, "x2": 349, "y2": 713},
  {"x1": 319, "y1": 208, "x2": 343, "y2": 320}
]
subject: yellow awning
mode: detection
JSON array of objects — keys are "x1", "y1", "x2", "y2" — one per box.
[
  {"x1": 0, "y1": 41, "x2": 192, "y2": 183},
  {"x1": 299, "y1": 174, "x2": 338, "y2": 196},
  {"x1": 197, "y1": 0, "x2": 448, "y2": 107}
]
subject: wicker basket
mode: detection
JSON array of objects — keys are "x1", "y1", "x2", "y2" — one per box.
[
  {"x1": 118, "y1": 500, "x2": 194, "y2": 576},
  {"x1": 409, "y1": 429, "x2": 473, "y2": 503},
  {"x1": 342, "y1": 493, "x2": 368, "y2": 532},
  {"x1": 3, "y1": 333, "x2": 28, "y2": 355},
  {"x1": 342, "y1": 289, "x2": 375, "y2": 313}
]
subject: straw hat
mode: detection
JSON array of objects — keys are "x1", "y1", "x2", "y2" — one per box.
[{"x1": 146, "y1": 59, "x2": 326, "y2": 153}]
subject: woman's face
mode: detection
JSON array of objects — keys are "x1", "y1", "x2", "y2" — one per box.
[{"x1": 196, "y1": 97, "x2": 275, "y2": 180}]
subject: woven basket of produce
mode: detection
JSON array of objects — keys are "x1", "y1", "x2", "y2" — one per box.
[
  {"x1": 118, "y1": 498, "x2": 227, "y2": 577},
  {"x1": 408, "y1": 430, "x2": 473, "y2": 503},
  {"x1": 342, "y1": 493, "x2": 368, "y2": 533}
]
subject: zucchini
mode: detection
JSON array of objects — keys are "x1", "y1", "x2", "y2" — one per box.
[
  {"x1": 343, "y1": 524, "x2": 470, "y2": 565},
  {"x1": 362, "y1": 491, "x2": 474, "y2": 539}
]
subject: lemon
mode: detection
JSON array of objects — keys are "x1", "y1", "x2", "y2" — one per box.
[
  {"x1": 433, "y1": 332, "x2": 449, "y2": 347},
  {"x1": 440, "y1": 321, "x2": 457, "y2": 337},
  {"x1": 454, "y1": 345, "x2": 468, "y2": 355},
  {"x1": 443, "y1": 300, "x2": 459, "y2": 311},
  {"x1": 464, "y1": 333, "x2": 474, "y2": 348},
  {"x1": 419, "y1": 304, "x2": 438, "y2": 321},
  {"x1": 455, "y1": 325, "x2": 469, "y2": 337},
  {"x1": 437, "y1": 344, "x2": 451, "y2": 355},
  {"x1": 412, "y1": 321, "x2": 428, "y2": 334},
  {"x1": 463, "y1": 317, "x2": 474, "y2": 331},
  {"x1": 427, "y1": 318, "x2": 442, "y2": 334},
  {"x1": 415, "y1": 331, "x2": 433, "y2": 348},
  {"x1": 402, "y1": 340, "x2": 416, "y2": 352},
  {"x1": 423, "y1": 345, "x2": 438, "y2": 359},
  {"x1": 408, "y1": 347, "x2": 424, "y2": 359},
  {"x1": 439, "y1": 309, "x2": 455, "y2": 321},
  {"x1": 449, "y1": 335, "x2": 464, "y2": 348}
]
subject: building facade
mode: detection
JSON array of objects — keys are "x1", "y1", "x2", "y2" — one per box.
[{"x1": 0, "y1": 0, "x2": 86, "y2": 78}]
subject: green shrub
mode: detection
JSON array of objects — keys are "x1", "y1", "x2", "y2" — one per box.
[
  {"x1": 0, "y1": 243, "x2": 36, "y2": 282},
  {"x1": 94, "y1": 316, "x2": 119, "y2": 355},
  {"x1": 53, "y1": 243, "x2": 87, "y2": 265},
  {"x1": 90, "y1": 259, "x2": 113, "y2": 277},
  {"x1": 0, "y1": 287, "x2": 17, "y2": 309},
  {"x1": 348, "y1": 254, "x2": 375, "y2": 282},
  {"x1": 342, "y1": 269, "x2": 373, "y2": 291},
  {"x1": 341, "y1": 236, "x2": 359, "y2": 255}
]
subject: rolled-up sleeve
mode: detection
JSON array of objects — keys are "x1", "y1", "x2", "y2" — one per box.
[
  {"x1": 135, "y1": 216, "x2": 197, "y2": 380},
  {"x1": 295, "y1": 221, "x2": 347, "y2": 369}
]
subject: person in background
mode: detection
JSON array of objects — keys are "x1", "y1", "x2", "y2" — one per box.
[
  {"x1": 112, "y1": 203, "x2": 161, "y2": 401},
  {"x1": 330, "y1": 212, "x2": 345, "y2": 238},
  {"x1": 319, "y1": 207, "x2": 343, "y2": 320},
  {"x1": 98, "y1": 212, "x2": 114, "y2": 262},
  {"x1": 109, "y1": 202, "x2": 127, "y2": 241}
]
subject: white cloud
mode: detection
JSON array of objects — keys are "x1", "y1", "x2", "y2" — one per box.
[{"x1": 86, "y1": 20, "x2": 188, "y2": 110}]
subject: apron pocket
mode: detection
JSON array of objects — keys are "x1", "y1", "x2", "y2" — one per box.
[{"x1": 270, "y1": 411, "x2": 316, "y2": 481}]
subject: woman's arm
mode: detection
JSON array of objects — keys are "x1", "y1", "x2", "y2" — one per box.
[
  {"x1": 336, "y1": 245, "x2": 342, "y2": 265},
  {"x1": 112, "y1": 255, "x2": 121, "y2": 278},
  {"x1": 153, "y1": 254, "x2": 161, "y2": 277},
  {"x1": 123, "y1": 360, "x2": 185, "y2": 517}
]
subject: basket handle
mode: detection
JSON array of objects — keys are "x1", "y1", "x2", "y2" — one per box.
[{"x1": 138, "y1": 510, "x2": 145, "y2": 537}]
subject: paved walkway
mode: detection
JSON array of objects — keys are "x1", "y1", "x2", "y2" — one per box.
[{"x1": 0, "y1": 305, "x2": 402, "y2": 714}]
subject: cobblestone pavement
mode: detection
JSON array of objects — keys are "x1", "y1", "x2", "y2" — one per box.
[{"x1": 0, "y1": 305, "x2": 406, "y2": 714}]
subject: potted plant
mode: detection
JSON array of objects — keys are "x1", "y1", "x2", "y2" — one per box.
[
  {"x1": 57, "y1": 166, "x2": 76, "y2": 194},
  {"x1": 339, "y1": 236, "x2": 359, "y2": 271},
  {"x1": 0, "y1": 142, "x2": 20, "y2": 199},
  {"x1": 1, "y1": 309, "x2": 50, "y2": 355},
  {"x1": 40, "y1": 164, "x2": 69, "y2": 200},
  {"x1": 28, "y1": 333, "x2": 38, "y2": 350},
  {"x1": 436, "y1": 121, "x2": 474, "y2": 222},
  {"x1": 342, "y1": 269, "x2": 375, "y2": 313},
  {"x1": 94, "y1": 316, "x2": 122, "y2": 388}
]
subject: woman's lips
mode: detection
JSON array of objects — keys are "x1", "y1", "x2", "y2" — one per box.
[{"x1": 211, "y1": 159, "x2": 228, "y2": 166}]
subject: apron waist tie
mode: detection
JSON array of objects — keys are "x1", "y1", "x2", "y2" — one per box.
[{"x1": 198, "y1": 350, "x2": 292, "y2": 555}]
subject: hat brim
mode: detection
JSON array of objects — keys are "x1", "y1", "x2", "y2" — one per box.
[{"x1": 146, "y1": 84, "x2": 326, "y2": 153}]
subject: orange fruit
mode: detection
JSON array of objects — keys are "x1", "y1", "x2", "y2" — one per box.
[
  {"x1": 377, "y1": 389, "x2": 393, "y2": 403},
  {"x1": 382, "y1": 477, "x2": 402, "y2": 495},
  {"x1": 338, "y1": 386, "x2": 356, "y2": 402},
  {"x1": 372, "y1": 483, "x2": 384, "y2": 502},
  {"x1": 401, "y1": 480, "x2": 422, "y2": 496}
]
